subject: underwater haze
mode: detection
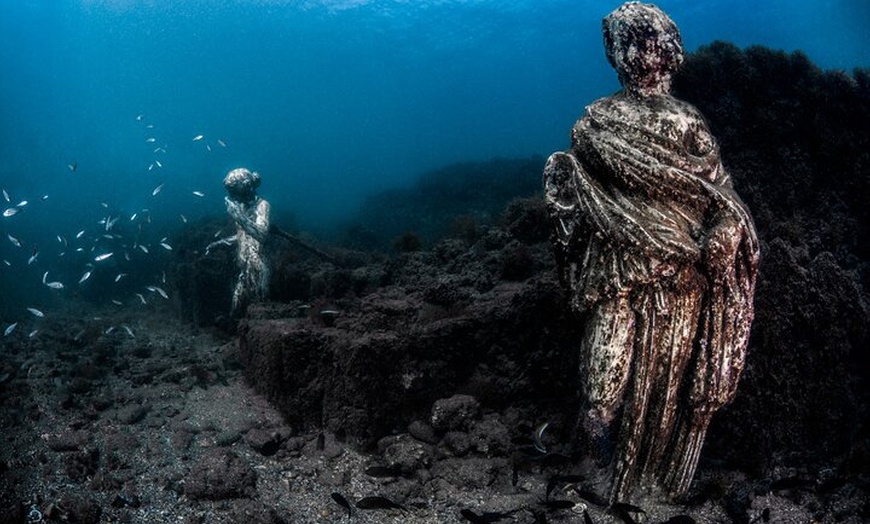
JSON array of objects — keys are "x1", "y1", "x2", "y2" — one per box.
[{"x1": 0, "y1": 0, "x2": 867, "y2": 236}]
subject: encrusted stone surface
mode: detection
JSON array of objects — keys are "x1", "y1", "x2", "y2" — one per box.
[
  {"x1": 543, "y1": 1, "x2": 760, "y2": 502},
  {"x1": 237, "y1": 276, "x2": 583, "y2": 448}
]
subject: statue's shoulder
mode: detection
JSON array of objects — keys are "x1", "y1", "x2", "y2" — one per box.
[
  {"x1": 584, "y1": 93, "x2": 625, "y2": 113},
  {"x1": 668, "y1": 95, "x2": 707, "y2": 118}
]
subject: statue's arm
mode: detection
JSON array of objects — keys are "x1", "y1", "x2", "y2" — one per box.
[
  {"x1": 226, "y1": 197, "x2": 270, "y2": 242},
  {"x1": 545, "y1": 148, "x2": 699, "y2": 266},
  {"x1": 543, "y1": 152, "x2": 582, "y2": 247},
  {"x1": 205, "y1": 235, "x2": 238, "y2": 255},
  {"x1": 252, "y1": 199, "x2": 271, "y2": 240}
]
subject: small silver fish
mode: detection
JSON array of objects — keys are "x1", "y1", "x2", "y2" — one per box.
[
  {"x1": 192, "y1": 134, "x2": 204, "y2": 141},
  {"x1": 146, "y1": 285, "x2": 169, "y2": 299},
  {"x1": 122, "y1": 325, "x2": 134, "y2": 337},
  {"x1": 46, "y1": 281, "x2": 64, "y2": 290},
  {"x1": 138, "y1": 245, "x2": 149, "y2": 253},
  {"x1": 3, "y1": 207, "x2": 18, "y2": 217},
  {"x1": 28, "y1": 329, "x2": 38, "y2": 338},
  {"x1": 26, "y1": 307, "x2": 44, "y2": 317},
  {"x1": 145, "y1": 137, "x2": 156, "y2": 143},
  {"x1": 16, "y1": 200, "x2": 27, "y2": 207},
  {"x1": 111, "y1": 300, "x2": 123, "y2": 306},
  {"x1": 79, "y1": 271, "x2": 92, "y2": 284},
  {"x1": 152, "y1": 183, "x2": 164, "y2": 196},
  {"x1": 2, "y1": 259, "x2": 10, "y2": 266},
  {"x1": 94, "y1": 252, "x2": 114, "y2": 262},
  {"x1": 135, "y1": 293, "x2": 147, "y2": 304},
  {"x1": 115, "y1": 273, "x2": 127, "y2": 282},
  {"x1": 42, "y1": 271, "x2": 48, "y2": 284},
  {"x1": 148, "y1": 163, "x2": 154, "y2": 171},
  {"x1": 76, "y1": 230, "x2": 85, "y2": 239},
  {"x1": 533, "y1": 422, "x2": 550, "y2": 454},
  {"x1": 105, "y1": 325, "x2": 116, "y2": 334},
  {"x1": 3, "y1": 323, "x2": 16, "y2": 336},
  {"x1": 27, "y1": 253, "x2": 37, "y2": 265},
  {"x1": 2, "y1": 189, "x2": 8, "y2": 202},
  {"x1": 8, "y1": 234, "x2": 21, "y2": 247},
  {"x1": 41, "y1": 194, "x2": 48, "y2": 200},
  {"x1": 192, "y1": 191, "x2": 205, "y2": 197},
  {"x1": 160, "y1": 242, "x2": 172, "y2": 251},
  {"x1": 217, "y1": 138, "x2": 227, "y2": 147},
  {"x1": 155, "y1": 160, "x2": 162, "y2": 168},
  {"x1": 179, "y1": 214, "x2": 188, "y2": 223}
]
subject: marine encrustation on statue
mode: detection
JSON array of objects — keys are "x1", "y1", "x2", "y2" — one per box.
[
  {"x1": 543, "y1": 2, "x2": 760, "y2": 502},
  {"x1": 206, "y1": 168, "x2": 337, "y2": 320},
  {"x1": 219, "y1": 167, "x2": 271, "y2": 318}
]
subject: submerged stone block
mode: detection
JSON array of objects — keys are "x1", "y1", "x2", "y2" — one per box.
[{"x1": 237, "y1": 277, "x2": 581, "y2": 447}]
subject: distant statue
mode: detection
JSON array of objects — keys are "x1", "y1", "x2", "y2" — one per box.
[
  {"x1": 205, "y1": 168, "x2": 338, "y2": 320},
  {"x1": 211, "y1": 167, "x2": 271, "y2": 317},
  {"x1": 543, "y1": 1, "x2": 759, "y2": 502}
]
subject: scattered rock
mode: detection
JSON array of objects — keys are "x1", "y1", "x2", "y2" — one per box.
[
  {"x1": 380, "y1": 434, "x2": 432, "y2": 474},
  {"x1": 245, "y1": 427, "x2": 285, "y2": 456},
  {"x1": 58, "y1": 496, "x2": 103, "y2": 524},
  {"x1": 469, "y1": 416, "x2": 512, "y2": 456},
  {"x1": 46, "y1": 430, "x2": 89, "y2": 452},
  {"x1": 63, "y1": 448, "x2": 100, "y2": 482},
  {"x1": 431, "y1": 395, "x2": 480, "y2": 432},
  {"x1": 116, "y1": 403, "x2": 151, "y2": 425},
  {"x1": 184, "y1": 449, "x2": 257, "y2": 500},
  {"x1": 216, "y1": 430, "x2": 243, "y2": 447},
  {"x1": 431, "y1": 457, "x2": 504, "y2": 489},
  {"x1": 408, "y1": 420, "x2": 439, "y2": 445}
]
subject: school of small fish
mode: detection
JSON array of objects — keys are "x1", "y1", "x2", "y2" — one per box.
[{"x1": 0, "y1": 113, "x2": 230, "y2": 335}]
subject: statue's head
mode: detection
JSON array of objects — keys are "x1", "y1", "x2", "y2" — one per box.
[
  {"x1": 603, "y1": 2, "x2": 684, "y2": 97},
  {"x1": 224, "y1": 167, "x2": 261, "y2": 203}
]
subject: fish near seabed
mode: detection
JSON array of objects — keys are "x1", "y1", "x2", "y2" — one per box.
[
  {"x1": 146, "y1": 286, "x2": 169, "y2": 299},
  {"x1": 355, "y1": 496, "x2": 407, "y2": 512},
  {"x1": 330, "y1": 493, "x2": 353, "y2": 517},
  {"x1": 27, "y1": 307, "x2": 44, "y2": 317}
]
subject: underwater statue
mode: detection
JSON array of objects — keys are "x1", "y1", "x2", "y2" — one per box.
[
  {"x1": 543, "y1": 2, "x2": 760, "y2": 502},
  {"x1": 218, "y1": 167, "x2": 271, "y2": 317}
]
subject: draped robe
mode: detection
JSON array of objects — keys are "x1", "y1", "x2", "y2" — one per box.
[
  {"x1": 544, "y1": 92, "x2": 759, "y2": 500},
  {"x1": 226, "y1": 195, "x2": 271, "y2": 316}
]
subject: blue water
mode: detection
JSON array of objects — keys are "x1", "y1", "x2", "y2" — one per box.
[{"x1": 0, "y1": 1, "x2": 867, "y2": 317}]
